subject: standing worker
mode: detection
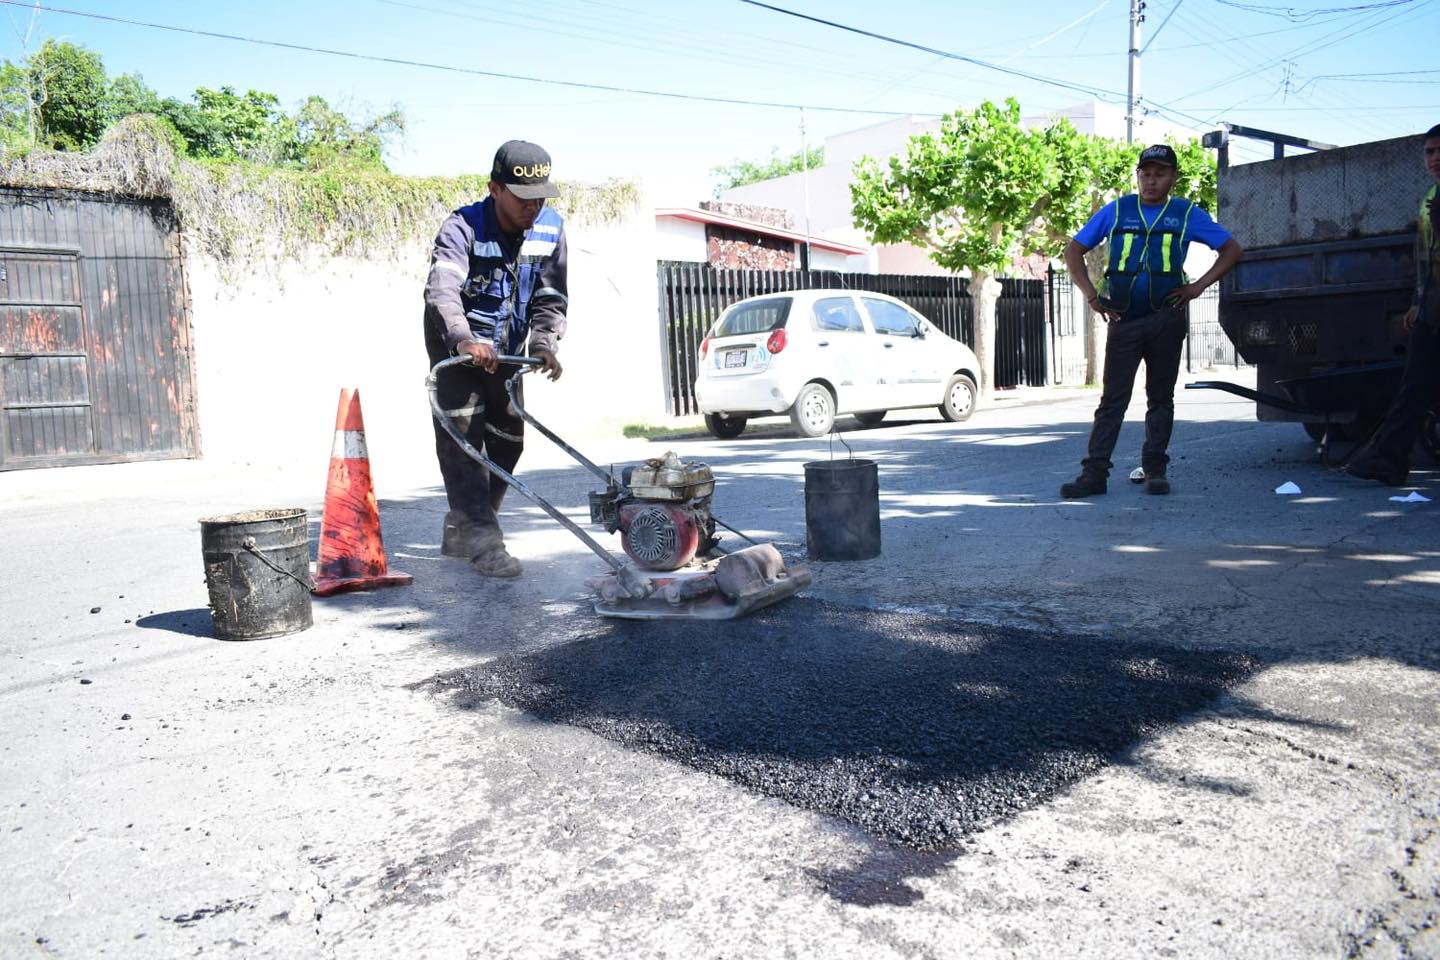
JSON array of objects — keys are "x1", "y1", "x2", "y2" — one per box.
[
  {"x1": 1345, "y1": 124, "x2": 1440, "y2": 487},
  {"x1": 423, "y1": 140, "x2": 568, "y2": 577},
  {"x1": 1060, "y1": 144, "x2": 1243, "y2": 498}
]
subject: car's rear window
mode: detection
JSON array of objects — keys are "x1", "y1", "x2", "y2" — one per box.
[{"x1": 712, "y1": 297, "x2": 792, "y2": 338}]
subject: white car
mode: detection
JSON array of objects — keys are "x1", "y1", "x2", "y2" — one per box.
[{"x1": 694, "y1": 289, "x2": 981, "y2": 438}]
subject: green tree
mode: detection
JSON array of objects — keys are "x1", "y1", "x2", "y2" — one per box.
[
  {"x1": 105, "y1": 72, "x2": 161, "y2": 124},
  {"x1": 711, "y1": 145, "x2": 824, "y2": 195},
  {"x1": 25, "y1": 39, "x2": 109, "y2": 150},
  {"x1": 188, "y1": 86, "x2": 285, "y2": 160},
  {"x1": 850, "y1": 98, "x2": 1217, "y2": 393},
  {"x1": 0, "y1": 39, "x2": 405, "y2": 170},
  {"x1": 289, "y1": 96, "x2": 404, "y2": 171},
  {"x1": 0, "y1": 60, "x2": 30, "y2": 153},
  {"x1": 851, "y1": 98, "x2": 1111, "y2": 399}
]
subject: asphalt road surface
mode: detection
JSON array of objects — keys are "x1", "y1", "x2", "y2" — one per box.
[{"x1": 2, "y1": 376, "x2": 1437, "y2": 958}]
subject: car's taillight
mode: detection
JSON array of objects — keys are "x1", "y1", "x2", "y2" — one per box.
[
  {"x1": 700, "y1": 336, "x2": 710, "y2": 360},
  {"x1": 766, "y1": 329, "x2": 788, "y2": 354}
]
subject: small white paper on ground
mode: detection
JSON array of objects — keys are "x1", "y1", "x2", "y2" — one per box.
[
  {"x1": 1388, "y1": 491, "x2": 1432, "y2": 503},
  {"x1": 1275, "y1": 481, "x2": 1302, "y2": 495}
]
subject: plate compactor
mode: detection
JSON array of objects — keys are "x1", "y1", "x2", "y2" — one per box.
[{"x1": 427, "y1": 355, "x2": 810, "y2": 619}]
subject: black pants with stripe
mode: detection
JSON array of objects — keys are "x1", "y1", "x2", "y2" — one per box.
[
  {"x1": 426, "y1": 330, "x2": 525, "y2": 553},
  {"x1": 1081, "y1": 305, "x2": 1188, "y2": 478},
  {"x1": 1368, "y1": 314, "x2": 1440, "y2": 472}
]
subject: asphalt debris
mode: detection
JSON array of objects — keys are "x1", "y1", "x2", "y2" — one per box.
[{"x1": 433, "y1": 599, "x2": 1258, "y2": 850}]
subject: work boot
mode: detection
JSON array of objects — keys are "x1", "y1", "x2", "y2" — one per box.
[
  {"x1": 1144, "y1": 473, "x2": 1171, "y2": 495},
  {"x1": 1345, "y1": 455, "x2": 1407, "y2": 486},
  {"x1": 441, "y1": 510, "x2": 489, "y2": 559},
  {"x1": 1060, "y1": 473, "x2": 1107, "y2": 498},
  {"x1": 471, "y1": 544, "x2": 522, "y2": 579}
]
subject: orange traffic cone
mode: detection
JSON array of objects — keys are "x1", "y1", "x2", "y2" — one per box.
[{"x1": 312, "y1": 389, "x2": 414, "y2": 597}]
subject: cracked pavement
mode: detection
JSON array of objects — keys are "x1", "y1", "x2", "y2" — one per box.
[{"x1": 1, "y1": 374, "x2": 1437, "y2": 958}]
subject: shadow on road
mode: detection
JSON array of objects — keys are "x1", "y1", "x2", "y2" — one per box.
[{"x1": 302, "y1": 413, "x2": 1438, "y2": 898}]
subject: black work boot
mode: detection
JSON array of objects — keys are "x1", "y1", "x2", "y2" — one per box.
[
  {"x1": 1143, "y1": 473, "x2": 1171, "y2": 495},
  {"x1": 1345, "y1": 454, "x2": 1407, "y2": 486},
  {"x1": 1060, "y1": 473, "x2": 1107, "y2": 498},
  {"x1": 441, "y1": 510, "x2": 491, "y2": 558},
  {"x1": 471, "y1": 544, "x2": 522, "y2": 578}
]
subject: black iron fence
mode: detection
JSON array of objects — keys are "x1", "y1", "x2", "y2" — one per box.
[{"x1": 658, "y1": 263, "x2": 1048, "y2": 416}]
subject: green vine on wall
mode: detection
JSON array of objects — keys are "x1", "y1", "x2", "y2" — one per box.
[{"x1": 1, "y1": 115, "x2": 640, "y2": 275}]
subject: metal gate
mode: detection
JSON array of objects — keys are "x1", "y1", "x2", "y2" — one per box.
[
  {"x1": 658, "y1": 264, "x2": 1047, "y2": 416},
  {"x1": 0, "y1": 189, "x2": 197, "y2": 470}
]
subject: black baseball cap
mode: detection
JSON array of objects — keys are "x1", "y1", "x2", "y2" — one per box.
[
  {"x1": 1137, "y1": 144, "x2": 1179, "y2": 169},
  {"x1": 491, "y1": 140, "x2": 560, "y2": 200}
]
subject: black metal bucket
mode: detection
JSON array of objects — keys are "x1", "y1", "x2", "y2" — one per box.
[
  {"x1": 199, "y1": 508, "x2": 314, "y2": 641},
  {"x1": 804, "y1": 459, "x2": 881, "y2": 561}
]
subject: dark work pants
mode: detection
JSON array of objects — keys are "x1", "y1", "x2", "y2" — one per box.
[
  {"x1": 426, "y1": 332, "x2": 525, "y2": 552},
  {"x1": 1081, "y1": 306, "x2": 1188, "y2": 478},
  {"x1": 1368, "y1": 317, "x2": 1440, "y2": 469}
]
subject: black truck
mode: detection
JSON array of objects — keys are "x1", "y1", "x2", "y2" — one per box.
[{"x1": 1190, "y1": 126, "x2": 1432, "y2": 454}]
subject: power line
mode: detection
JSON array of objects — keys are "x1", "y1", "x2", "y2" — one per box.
[
  {"x1": 1140, "y1": 0, "x2": 1185, "y2": 54},
  {"x1": 376, "y1": 0, "x2": 953, "y2": 102},
  {"x1": 0, "y1": 0, "x2": 937, "y2": 117},
  {"x1": 733, "y1": 0, "x2": 1131, "y2": 103},
  {"x1": 1212, "y1": 0, "x2": 1418, "y2": 19},
  {"x1": 1157, "y1": 0, "x2": 1425, "y2": 111}
]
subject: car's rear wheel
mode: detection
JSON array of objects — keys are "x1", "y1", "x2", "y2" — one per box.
[
  {"x1": 854, "y1": 410, "x2": 887, "y2": 426},
  {"x1": 939, "y1": 374, "x2": 977, "y2": 422},
  {"x1": 704, "y1": 413, "x2": 747, "y2": 439},
  {"x1": 790, "y1": 383, "x2": 835, "y2": 437}
]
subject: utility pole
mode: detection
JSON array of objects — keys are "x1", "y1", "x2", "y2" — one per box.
[
  {"x1": 799, "y1": 106, "x2": 813, "y2": 273},
  {"x1": 1126, "y1": 0, "x2": 1145, "y2": 143}
]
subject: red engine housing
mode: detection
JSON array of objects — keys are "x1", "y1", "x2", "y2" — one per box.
[{"x1": 618, "y1": 501, "x2": 706, "y2": 570}]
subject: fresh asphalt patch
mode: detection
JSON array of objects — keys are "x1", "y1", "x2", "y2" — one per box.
[{"x1": 431, "y1": 599, "x2": 1257, "y2": 850}]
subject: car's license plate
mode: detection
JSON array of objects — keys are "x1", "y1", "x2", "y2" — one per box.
[{"x1": 724, "y1": 350, "x2": 747, "y2": 368}]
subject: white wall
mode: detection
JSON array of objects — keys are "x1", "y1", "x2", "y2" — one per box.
[
  {"x1": 654, "y1": 217, "x2": 707, "y2": 263},
  {"x1": 808, "y1": 247, "x2": 872, "y2": 272},
  {"x1": 185, "y1": 203, "x2": 665, "y2": 482}
]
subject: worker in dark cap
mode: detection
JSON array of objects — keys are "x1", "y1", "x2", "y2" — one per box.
[
  {"x1": 423, "y1": 140, "x2": 568, "y2": 578},
  {"x1": 1059, "y1": 143, "x2": 1243, "y2": 499}
]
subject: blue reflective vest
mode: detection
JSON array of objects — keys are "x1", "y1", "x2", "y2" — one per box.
[
  {"x1": 1101, "y1": 194, "x2": 1195, "y2": 316},
  {"x1": 456, "y1": 200, "x2": 565, "y2": 355}
]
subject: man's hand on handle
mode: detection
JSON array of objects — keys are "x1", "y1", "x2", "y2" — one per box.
[
  {"x1": 457, "y1": 338, "x2": 499, "y2": 374},
  {"x1": 532, "y1": 348, "x2": 563, "y2": 381}
]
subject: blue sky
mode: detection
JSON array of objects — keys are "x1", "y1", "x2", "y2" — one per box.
[{"x1": 2, "y1": 0, "x2": 1436, "y2": 195}]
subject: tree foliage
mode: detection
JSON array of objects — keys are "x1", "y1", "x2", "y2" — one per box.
[
  {"x1": 711, "y1": 145, "x2": 824, "y2": 195},
  {"x1": 26, "y1": 39, "x2": 109, "y2": 151},
  {"x1": 0, "y1": 40, "x2": 404, "y2": 172},
  {"x1": 850, "y1": 97, "x2": 1217, "y2": 395}
]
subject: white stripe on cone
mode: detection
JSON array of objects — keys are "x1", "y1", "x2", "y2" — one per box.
[{"x1": 331, "y1": 429, "x2": 369, "y2": 460}]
